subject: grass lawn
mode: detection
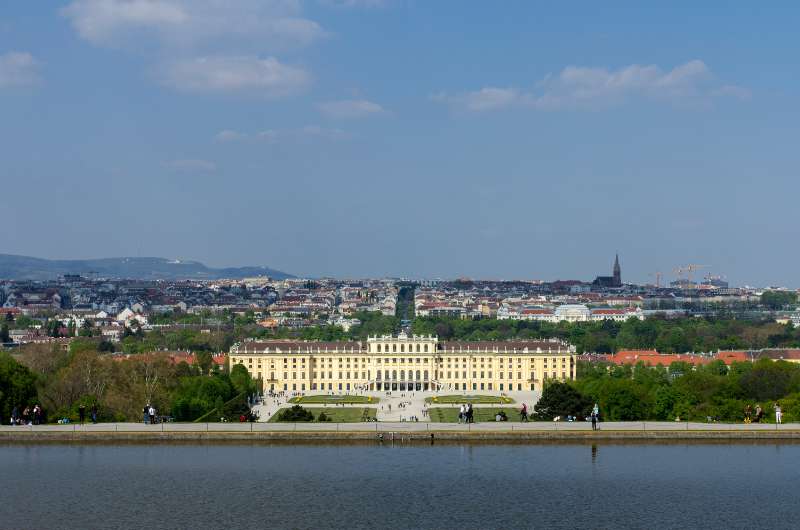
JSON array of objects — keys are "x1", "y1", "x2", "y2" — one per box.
[
  {"x1": 425, "y1": 395, "x2": 515, "y2": 405},
  {"x1": 288, "y1": 395, "x2": 379, "y2": 405},
  {"x1": 269, "y1": 407, "x2": 378, "y2": 423},
  {"x1": 428, "y1": 407, "x2": 526, "y2": 423}
]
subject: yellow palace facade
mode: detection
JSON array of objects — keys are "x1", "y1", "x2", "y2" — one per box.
[{"x1": 229, "y1": 334, "x2": 576, "y2": 393}]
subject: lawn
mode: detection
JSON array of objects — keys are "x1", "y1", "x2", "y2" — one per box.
[
  {"x1": 269, "y1": 407, "x2": 378, "y2": 423},
  {"x1": 288, "y1": 395, "x2": 379, "y2": 405},
  {"x1": 428, "y1": 407, "x2": 527, "y2": 423},
  {"x1": 425, "y1": 395, "x2": 515, "y2": 405}
]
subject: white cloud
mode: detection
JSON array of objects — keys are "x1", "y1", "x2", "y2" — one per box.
[
  {"x1": 161, "y1": 56, "x2": 310, "y2": 96},
  {"x1": 432, "y1": 87, "x2": 518, "y2": 112},
  {"x1": 0, "y1": 52, "x2": 41, "y2": 88},
  {"x1": 165, "y1": 158, "x2": 216, "y2": 172},
  {"x1": 317, "y1": 99, "x2": 385, "y2": 118},
  {"x1": 257, "y1": 130, "x2": 278, "y2": 142},
  {"x1": 215, "y1": 129, "x2": 247, "y2": 142},
  {"x1": 712, "y1": 84, "x2": 752, "y2": 101},
  {"x1": 436, "y1": 60, "x2": 748, "y2": 112},
  {"x1": 62, "y1": 1, "x2": 322, "y2": 97},
  {"x1": 62, "y1": 0, "x2": 325, "y2": 49},
  {"x1": 212, "y1": 126, "x2": 348, "y2": 143},
  {"x1": 319, "y1": 0, "x2": 389, "y2": 7},
  {"x1": 300, "y1": 124, "x2": 348, "y2": 139}
]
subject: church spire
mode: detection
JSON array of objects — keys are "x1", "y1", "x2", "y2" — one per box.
[{"x1": 613, "y1": 253, "x2": 621, "y2": 286}]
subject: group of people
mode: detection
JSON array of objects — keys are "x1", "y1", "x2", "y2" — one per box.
[
  {"x1": 143, "y1": 403, "x2": 158, "y2": 424},
  {"x1": 9, "y1": 405, "x2": 43, "y2": 426},
  {"x1": 744, "y1": 403, "x2": 782, "y2": 424},
  {"x1": 76, "y1": 404, "x2": 98, "y2": 424},
  {"x1": 458, "y1": 403, "x2": 474, "y2": 423}
]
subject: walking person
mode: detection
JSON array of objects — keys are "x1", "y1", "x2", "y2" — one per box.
[
  {"x1": 592, "y1": 404, "x2": 600, "y2": 431},
  {"x1": 520, "y1": 403, "x2": 528, "y2": 422},
  {"x1": 148, "y1": 404, "x2": 156, "y2": 425},
  {"x1": 774, "y1": 402, "x2": 782, "y2": 425},
  {"x1": 91, "y1": 404, "x2": 98, "y2": 424},
  {"x1": 78, "y1": 404, "x2": 86, "y2": 425},
  {"x1": 591, "y1": 412, "x2": 597, "y2": 431},
  {"x1": 143, "y1": 404, "x2": 150, "y2": 425},
  {"x1": 458, "y1": 404, "x2": 465, "y2": 424},
  {"x1": 11, "y1": 406, "x2": 18, "y2": 426}
]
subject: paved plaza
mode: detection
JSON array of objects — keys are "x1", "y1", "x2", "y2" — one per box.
[{"x1": 253, "y1": 390, "x2": 541, "y2": 422}]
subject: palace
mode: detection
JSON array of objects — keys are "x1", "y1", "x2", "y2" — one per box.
[{"x1": 229, "y1": 334, "x2": 576, "y2": 393}]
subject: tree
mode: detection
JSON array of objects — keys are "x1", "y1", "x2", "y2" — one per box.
[
  {"x1": 0, "y1": 324, "x2": 9, "y2": 344},
  {"x1": 196, "y1": 351, "x2": 213, "y2": 375},
  {"x1": 761, "y1": 290, "x2": 798, "y2": 310},
  {"x1": 0, "y1": 353, "x2": 38, "y2": 423},
  {"x1": 533, "y1": 382, "x2": 592, "y2": 420},
  {"x1": 275, "y1": 405, "x2": 314, "y2": 422},
  {"x1": 229, "y1": 363, "x2": 255, "y2": 396}
]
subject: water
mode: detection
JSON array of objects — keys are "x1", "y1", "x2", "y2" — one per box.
[{"x1": 2, "y1": 442, "x2": 799, "y2": 529}]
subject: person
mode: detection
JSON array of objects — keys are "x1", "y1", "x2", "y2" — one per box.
[
  {"x1": 755, "y1": 404, "x2": 763, "y2": 423},
  {"x1": 78, "y1": 404, "x2": 86, "y2": 425},
  {"x1": 91, "y1": 404, "x2": 98, "y2": 424},
  {"x1": 744, "y1": 404, "x2": 752, "y2": 424},
  {"x1": 520, "y1": 403, "x2": 528, "y2": 422},
  {"x1": 458, "y1": 404, "x2": 465, "y2": 424},
  {"x1": 143, "y1": 404, "x2": 150, "y2": 424},
  {"x1": 591, "y1": 412, "x2": 597, "y2": 431},
  {"x1": 33, "y1": 404, "x2": 41, "y2": 425},
  {"x1": 11, "y1": 406, "x2": 18, "y2": 426},
  {"x1": 148, "y1": 404, "x2": 156, "y2": 425},
  {"x1": 466, "y1": 403, "x2": 473, "y2": 424},
  {"x1": 775, "y1": 402, "x2": 782, "y2": 425}
]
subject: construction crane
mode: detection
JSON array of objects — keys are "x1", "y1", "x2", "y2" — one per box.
[
  {"x1": 648, "y1": 272, "x2": 663, "y2": 288},
  {"x1": 685, "y1": 264, "x2": 707, "y2": 285},
  {"x1": 673, "y1": 264, "x2": 708, "y2": 288}
]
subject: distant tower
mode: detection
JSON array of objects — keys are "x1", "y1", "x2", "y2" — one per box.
[{"x1": 612, "y1": 253, "x2": 622, "y2": 287}]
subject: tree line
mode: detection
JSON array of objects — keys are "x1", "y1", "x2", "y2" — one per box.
[
  {"x1": 0, "y1": 341, "x2": 257, "y2": 425},
  {"x1": 534, "y1": 359, "x2": 800, "y2": 423}
]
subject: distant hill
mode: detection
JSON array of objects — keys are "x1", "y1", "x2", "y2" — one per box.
[{"x1": 0, "y1": 254, "x2": 294, "y2": 281}]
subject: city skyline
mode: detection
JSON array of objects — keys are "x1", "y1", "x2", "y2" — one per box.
[{"x1": 2, "y1": 2, "x2": 800, "y2": 286}]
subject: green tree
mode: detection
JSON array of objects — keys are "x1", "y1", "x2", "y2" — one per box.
[
  {"x1": 761, "y1": 290, "x2": 798, "y2": 310},
  {"x1": 0, "y1": 352, "x2": 38, "y2": 423},
  {"x1": 533, "y1": 381, "x2": 592, "y2": 420},
  {"x1": 275, "y1": 404, "x2": 314, "y2": 422}
]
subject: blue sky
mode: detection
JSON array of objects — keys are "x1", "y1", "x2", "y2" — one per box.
[{"x1": 1, "y1": 1, "x2": 798, "y2": 285}]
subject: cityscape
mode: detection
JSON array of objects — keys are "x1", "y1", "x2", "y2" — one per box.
[{"x1": 3, "y1": 2, "x2": 800, "y2": 529}]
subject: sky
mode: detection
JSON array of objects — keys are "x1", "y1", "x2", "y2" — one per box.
[{"x1": 1, "y1": 1, "x2": 799, "y2": 286}]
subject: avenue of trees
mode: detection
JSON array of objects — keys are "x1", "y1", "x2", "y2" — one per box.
[{"x1": 535, "y1": 359, "x2": 800, "y2": 423}]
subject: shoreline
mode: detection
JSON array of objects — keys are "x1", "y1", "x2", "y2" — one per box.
[{"x1": 3, "y1": 423, "x2": 800, "y2": 443}]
